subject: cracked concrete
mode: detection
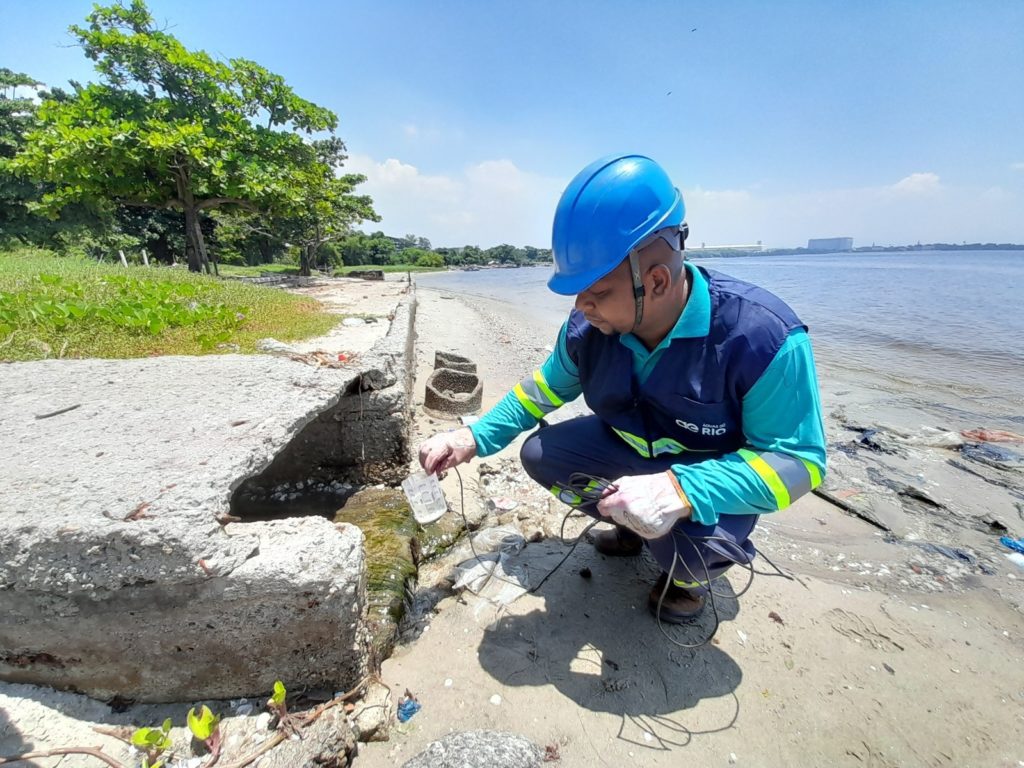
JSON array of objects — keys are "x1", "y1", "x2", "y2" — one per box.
[{"x1": 0, "y1": 288, "x2": 416, "y2": 702}]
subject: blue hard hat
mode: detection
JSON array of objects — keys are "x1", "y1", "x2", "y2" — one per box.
[{"x1": 548, "y1": 154, "x2": 685, "y2": 296}]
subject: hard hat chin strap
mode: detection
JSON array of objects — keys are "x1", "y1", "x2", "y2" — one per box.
[
  {"x1": 626, "y1": 223, "x2": 688, "y2": 331},
  {"x1": 628, "y1": 250, "x2": 646, "y2": 330}
]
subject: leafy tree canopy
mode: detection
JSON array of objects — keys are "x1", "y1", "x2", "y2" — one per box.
[{"x1": 11, "y1": 0, "x2": 366, "y2": 272}]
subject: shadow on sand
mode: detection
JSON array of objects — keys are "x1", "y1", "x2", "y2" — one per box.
[{"x1": 475, "y1": 540, "x2": 747, "y2": 751}]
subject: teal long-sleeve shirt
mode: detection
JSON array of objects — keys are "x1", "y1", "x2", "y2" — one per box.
[{"x1": 468, "y1": 263, "x2": 827, "y2": 526}]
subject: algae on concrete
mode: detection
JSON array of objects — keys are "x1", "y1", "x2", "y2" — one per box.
[{"x1": 333, "y1": 488, "x2": 418, "y2": 662}]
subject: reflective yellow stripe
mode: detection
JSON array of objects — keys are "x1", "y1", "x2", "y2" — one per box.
[
  {"x1": 738, "y1": 448, "x2": 791, "y2": 509},
  {"x1": 612, "y1": 427, "x2": 650, "y2": 457},
  {"x1": 650, "y1": 437, "x2": 718, "y2": 456},
  {"x1": 532, "y1": 370, "x2": 563, "y2": 407},
  {"x1": 513, "y1": 383, "x2": 545, "y2": 420},
  {"x1": 651, "y1": 438, "x2": 684, "y2": 456},
  {"x1": 803, "y1": 457, "x2": 823, "y2": 489},
  {"x1": 672, "y1": 577, "x2": 705, "y2": 588},
  {"x1": 550, "y1": 479, "x2": 603, "y2": 506},
  {"x1": 551, "y1": 484, "x2": 582, "y2": 505}
]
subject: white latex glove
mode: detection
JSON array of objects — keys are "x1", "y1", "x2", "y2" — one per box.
[
  {"x1": 596, "y1": 471, "x2": 691, "y2": 539},
  {"x1": 418, "y1": 427, "x2": 478, "y2": 476}
]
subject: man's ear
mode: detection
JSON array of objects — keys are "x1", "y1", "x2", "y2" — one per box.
[{"x1": 647, "y1": 264, "x2": 673, "y2": 297}]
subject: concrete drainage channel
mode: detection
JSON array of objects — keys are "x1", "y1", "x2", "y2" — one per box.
[{"x1": 0, "y1": 293, "x2": 459, "y2": 713}]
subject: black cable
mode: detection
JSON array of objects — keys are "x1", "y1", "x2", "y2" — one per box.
[{"x1": 447, "y1": 466, "x2": 792, "y2": 648}]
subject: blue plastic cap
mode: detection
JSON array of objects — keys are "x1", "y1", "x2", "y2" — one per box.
[{"x1": 548, "y1": 154, "x2": 685, "y2": 296}]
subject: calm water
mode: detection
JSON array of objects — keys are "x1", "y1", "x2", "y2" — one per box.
[{"x1": 418, "y1": 251, "x2": 1024, "y2": 427}]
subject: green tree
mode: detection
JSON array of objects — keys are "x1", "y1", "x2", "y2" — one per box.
[
  {"x1": 415, "y1": 251, "x2": 444, "y2": 268},
  {"x1": 12, "y1": 0, "x2": 341, "y2": 272},
  {"x1": 485, "y1": 243, "x2": 521, "y2": 264},
  {"x1": 461, "y1": 245, "x2": 484, "y2": 265},
  {"x1": 334, "y1": 231, "x2": 396, "y2": 266},
  {"x1": 208, "y1": 209, "x2": 284, "y2": 266},
  {"x1": 274, "y1": 137, "x2": 378, "y2": 276},
  {"x1": 0, "y1": 68, "x2": 44, "y2": 244}
]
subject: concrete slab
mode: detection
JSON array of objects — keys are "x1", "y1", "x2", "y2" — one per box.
[{"x1": 0, "y1": 295, "x2": 417, "y2": 702}]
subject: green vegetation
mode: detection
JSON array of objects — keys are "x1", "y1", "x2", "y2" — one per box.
[
  {"x1": 131, "y1": 718, "x2": 173, "y2": 768},
  {"x1": 1, "y1": 1, "x2": 552, "y2": 292},
  {"x1": 4, "y1": 1, "x2": 376, "y2": 276},
  {"x1": 333, "y1": 487, "x2": 418, "y2": 661},
  {"x1": 187, "y1": 704, "x2": 222, "y2": 762},
  {"x1": 334, "y1": 263, "x2": 444, "y2": 274},
  {"x1": 0, "y1": 250, "x2": 335, "y2": 361}
]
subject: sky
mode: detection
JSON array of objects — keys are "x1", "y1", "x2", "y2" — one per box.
[{"x1": 3, "y1": 0, "x2": 1023, "y2": 249}]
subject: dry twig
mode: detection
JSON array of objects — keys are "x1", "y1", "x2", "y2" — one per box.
[{"x1": 0, "y1": 745, "x2": 126, "y2": 767}]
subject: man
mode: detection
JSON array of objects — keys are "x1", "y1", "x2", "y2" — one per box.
[{"x1": 419, "y1": 153, "x2": 826, "y2": 623}]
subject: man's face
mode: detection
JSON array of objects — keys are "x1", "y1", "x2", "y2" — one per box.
[
  {"x1": 573, "y1": 238, "x2": 674, "y2": 335},
  {"x1": 573, "y1": 259, "x2": 636, "y2": 335}
]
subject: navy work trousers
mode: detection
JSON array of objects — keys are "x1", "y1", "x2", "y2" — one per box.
[{"x1": 520, "y1": 415, "x2": 757, "y2": 591}]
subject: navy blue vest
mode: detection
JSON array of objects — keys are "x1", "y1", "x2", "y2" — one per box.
[{"x1": 565, "y1": 266, "x2": 805, "y2": 461}]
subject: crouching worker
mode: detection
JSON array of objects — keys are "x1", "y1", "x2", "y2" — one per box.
[{"x1": 419, "y1": 153, "x2": 826, "y2": 622}]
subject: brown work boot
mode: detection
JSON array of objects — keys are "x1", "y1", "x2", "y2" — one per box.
[
  {"x1": 591, "y1": 526, "x2": 644, "y2": 557},
  {"x1": 648, "y1": 572, "x2": 706, "y2": 623}
]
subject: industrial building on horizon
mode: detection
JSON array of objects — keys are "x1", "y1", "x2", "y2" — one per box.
[{"x1": 807, "y1": 237, "x2": 853, "y2": 251}]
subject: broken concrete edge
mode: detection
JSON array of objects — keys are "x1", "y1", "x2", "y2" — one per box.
[
  {"x1": 0, "y1": 291, "x2": 418, "y2": 702},
  {"x1": 233, "y1": 287, "x2": 418, "y2": 495},
  {"x1": 433, "y1": 350, "x2": 477, "y2": 373}
]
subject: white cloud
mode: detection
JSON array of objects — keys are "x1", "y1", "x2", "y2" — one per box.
[
  {"x1": 685, "y1": 175, "x2": 1024, "y2": 248},
  {"x1": 1010, "y1": 161, "x2": 1024, "y2": 172},
  {"x1": 342, "y1": 154, "x2": 1024, "y2": 249},
  {"x1": 344, "y1": 154, "x2": 564, "y2": 247},
  {"x1": 890, "y1": 172, "x2": 941, "y2": 195}
]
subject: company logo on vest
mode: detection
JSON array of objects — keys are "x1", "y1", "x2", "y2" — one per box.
[{"x1": 676, "y1": 419, "x2": 727, "y2": 436}]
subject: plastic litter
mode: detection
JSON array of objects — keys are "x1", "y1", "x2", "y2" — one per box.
[
  {"x1": 489, "y1": 496, "x2": 519, "y2": 512},
  {"x1": 469, "y1": 524, "x2": 526, "y2": 555},
  {"x1": 1000, "y1": 536, "x2": 1024, "y2": 555},
  {"x1": 397, "y1": 691, "x2": 421, "y2": 723},
  {"x1": 452, "y1": 526, "x2": 530, "y2": 611},
  {"x1": 962, "y1": 443, "x2": 1024, "y2": 470},
  {"x1": 401, "y1": 472, "x2": 448, "y2": 524},
  {"x1": 257, "y1": 337, "x2": 298, "y2": 355},
  {"x1": 962, "y1": 428, "x2": 1024, "y2": 443},
  {"x1": 1006, "y1": 553, "x2": 1024, "y2": 571}
]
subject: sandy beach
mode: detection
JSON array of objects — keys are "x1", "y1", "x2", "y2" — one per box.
[
  {"x1": 1, "y1": 273, "x2": 1021, "y2": 768},
  {"x1": 357, "y1": 280, "x2": 1024, "y2": 768}
]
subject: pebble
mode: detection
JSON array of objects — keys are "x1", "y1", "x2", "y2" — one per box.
[
  {"x1": 489, "y1": 694, "x2": 502, "y2": 705},
  {"x1": 444, "y1": 678, "x2": 454, "y2": 687},
  {"x1": 729, "y1": 754, "x2": 738, "y2": 764}
]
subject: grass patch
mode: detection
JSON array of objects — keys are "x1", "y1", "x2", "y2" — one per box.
[
  {"x1": 334, "y1": 263, "x2": 446, "y2": 274},
  {"x1": 218, "y1": 262, "x2": 446, "y2": 278},
  {"x1": 216, "y1": 262, "x2": 300, "y2": 278},
  {"x1": 0, "y1": 248, "x2": 338, "y2": 361}
]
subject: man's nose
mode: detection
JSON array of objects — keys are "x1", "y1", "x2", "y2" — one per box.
[{"x1": 574, "y1": 292, "x2": 591, "y2": 311}]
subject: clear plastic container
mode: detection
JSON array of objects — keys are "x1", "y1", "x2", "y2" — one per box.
[{"x1": 401, "y1": 472, "x2": 448, "y2": 524}]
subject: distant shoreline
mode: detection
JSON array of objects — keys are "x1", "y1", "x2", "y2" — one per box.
[{"x1": 689, "y1": 243, "x2": 1024, "y2": 258}]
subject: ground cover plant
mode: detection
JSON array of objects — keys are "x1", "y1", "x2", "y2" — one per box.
[
  {"x1": 216, "y1": 262, "x2": 445, "y2": 278},
  {"x1": 0, "y1": 250, "x2": 336, "y2": 361}
]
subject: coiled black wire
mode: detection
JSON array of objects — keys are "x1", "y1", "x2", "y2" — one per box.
[{"x1": 450, "y1": 466, "x2": 795, "y2": 648}]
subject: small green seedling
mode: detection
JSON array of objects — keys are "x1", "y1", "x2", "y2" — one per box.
[
  {"x1": 266, "y1": 679, "x2": 302, "y2": 739},
  {"x1": 187, "y1": 704, "x2": 222, "y2": 761},
  {"x1": 268, "y1": 680, "x2": 287, "y2": 714},
  {"x1": 131, "y1": 718, "x2": 173, "y2": 768}
]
